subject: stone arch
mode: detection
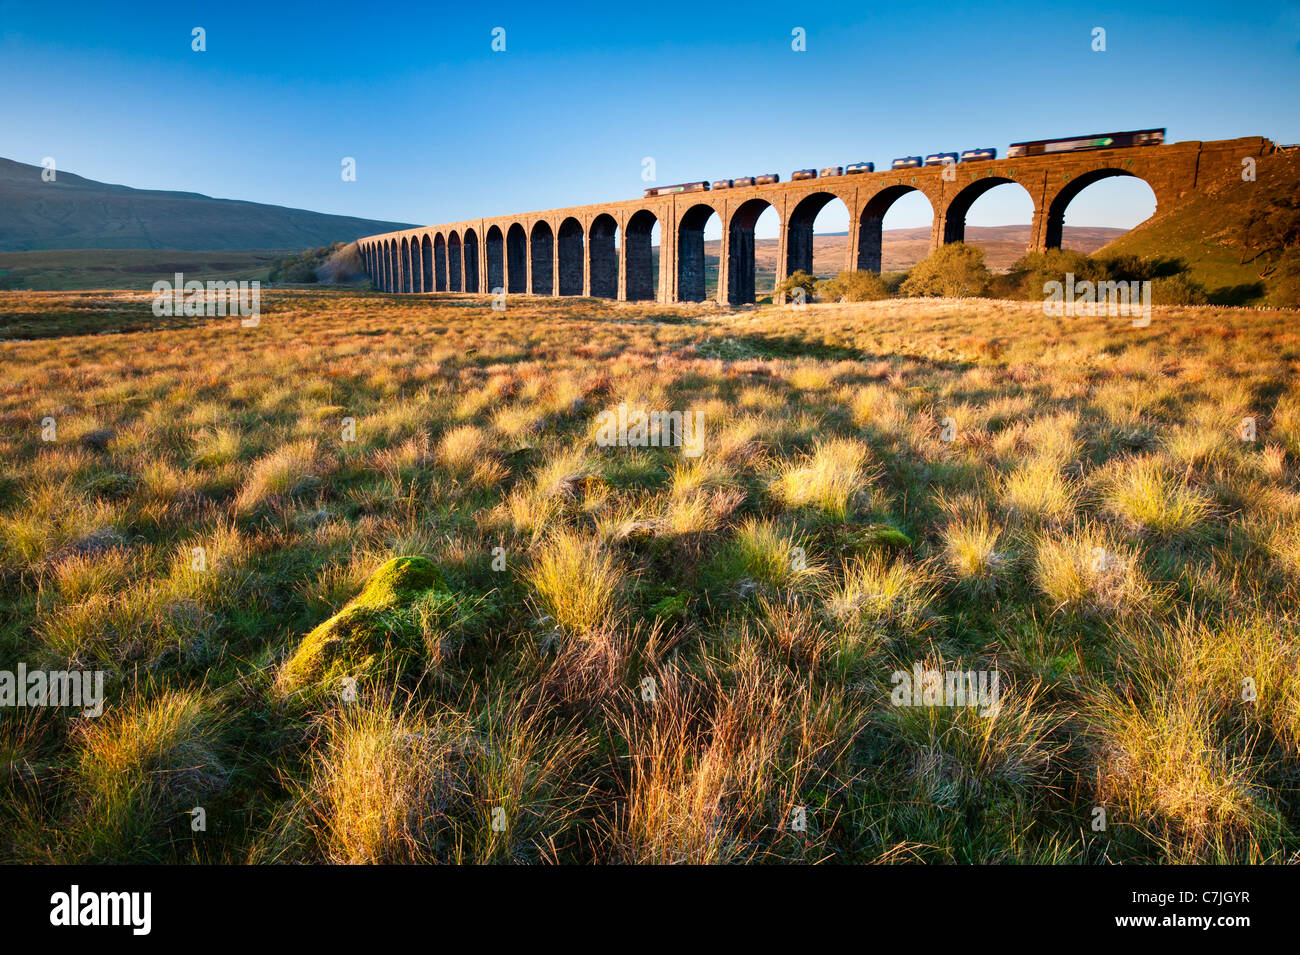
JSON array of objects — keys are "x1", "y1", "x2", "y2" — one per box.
[
  {"x1": 677, "y1": 202, "x2": 719, "y2": 302},
  {"x1": 463, "y1": 228, "x2": 480, "y2": 293},
  {"x1": 434, "y1": 233, "x2": 448, "y2": 292},
  {"x1": 858, "y1": 185, "x2": 935, "y2": 273},
  {"x1": 942, "y1": 177, "x2": 1036, "y2": 245},
  {"x1": 485, "y1": 226, "x2": 505, "y2": 293},
  {"x1": 412, "y1": 237, "x2": 425, "y2": 292},
  {"x1": 530, "y1": 221, "x2": 554, "y2": 295},
  {"x1": 421, "y1": 235, "x2": 433, "y2": 293},
  {"x1": 588, "y1": 213, "x2": 618, "y2": 299},
  {"x1": 786, "y1": 191, "x2": 850, "y2": 278},
  {"x1": 448, "y1": 231, "x2": 462, "y2": 292},
  {"x1": 389, "y1": 239, "x2": 400, "y2": 292},
  {"x1": 558, "y1": 217, "x2": 584, "y2": 296},
  {"x1": 625, "y1": 210, "x2": 658, "y2": 301},
  {"x1": 727, "y1": 198, "x2": 778, "y2": 305},
  {"x1": 506, "y1": 224, "x2": 527, "y2": 294},
  {"x1": 400, "y1": 238, "x2": 411, "y2": 293},
  {"x1": 1043, "y1": 168, "x2": 1156, "y2": 250}
]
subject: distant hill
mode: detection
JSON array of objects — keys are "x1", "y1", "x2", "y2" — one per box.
[{"x1": 0, "y1": 157, "x2": 416, "y2": 251}]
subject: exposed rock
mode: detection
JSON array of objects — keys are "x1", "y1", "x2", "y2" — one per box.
[
  {"x1": 63, "y1": 527, "x2": 127, "y2": 558},
  {"x1": 79, "y1": 429, "x2": 116, "y2": 452},
  {"x1": 276, "y1": 556, "x2": 455, "y2": 698}
]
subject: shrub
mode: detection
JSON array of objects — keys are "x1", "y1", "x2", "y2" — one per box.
[
  {"x1": 774, "y1": 270, "x2": 818, "y2": 302},
  {"x1": 818, "y1": 270, "x2": 891, "y2": 302},
  {"x1": 1265, "y1": 247, "x2": 1300, "y2": 307},
  {"x1": 1004, "y1": 249, "x2": 1109, "y2": 300},
  {"x1": 900, "y1": 243, "x2": 990, "y2": 297},
  {"x1": 1151, "y1": 272, "x2": 1210, "y2": 305},
  {"x1": 268, "y1": 242, "x2": 346, "y2": 284}
]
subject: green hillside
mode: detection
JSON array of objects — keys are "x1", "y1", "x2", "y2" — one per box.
[
  {"x1": 1098, "y1": 146, "x2": 1300, "y2": 304},
  {"x1": 0, "y1": 157, "x2": 415, "y2": 252}
]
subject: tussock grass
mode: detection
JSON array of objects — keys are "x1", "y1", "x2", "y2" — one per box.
[
  {"x1": 525, "y1": 530, "x2": 626, "y2": 635},
  {"x1": 2, "y1": 287, "x2": 1297, "y2": 864},
  {"x1": 62, "y1": 690, "x2": 225, "y2": 861},
  {"x1": 770, "y1": 437, "x2": 874, "y2": 521},
  {"x1": 1103, "y1": 455, "x2": 1214, "y2": 539}
]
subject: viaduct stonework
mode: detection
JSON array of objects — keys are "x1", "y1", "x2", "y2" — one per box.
[{"x1": 356, "y1": 136, "x2": 1275, "y2": 305}]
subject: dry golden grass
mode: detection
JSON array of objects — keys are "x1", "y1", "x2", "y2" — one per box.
[{"x1": 2, "y1": 287, "x2": 1298, "y2": 865}]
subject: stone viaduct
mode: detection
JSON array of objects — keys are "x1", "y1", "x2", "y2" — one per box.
[{"x1": 356, "y1": 136, "x2": 1274, "y2": 305}]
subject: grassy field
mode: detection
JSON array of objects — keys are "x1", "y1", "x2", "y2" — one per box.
[
  {"x1": 0, "y1": 249, "x2": 290, "y2": 293},
  {"x1": 2, "y1": 287, "x2": 1299, "y2": 864}
]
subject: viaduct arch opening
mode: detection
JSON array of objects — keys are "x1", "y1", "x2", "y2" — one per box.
[
  {"x1": 678, "y1": 203, "x2": 719, "y2": 303},
  {"x1": 464, "y1": 228, "x2": 480, "y2": 293},
  {"x1": 421, "y1": 236, "x2": 432, "y2": 293},
  {"x1": 727, "y1": 199, "x2": 777, "y2": 305},
  {"x1": 506, "y1": 224, "x2": 527, "y2": 293},
  {"x1": 434, "y1": 234, "x2": 448, "y2": 292},
  {"x1": 858, "y1": 186, "x2": 934, "y2": 273},
  {"x1": 787, "y1": 192, "x2": 849, "y2": 280},
  {"x1": 589, "y1": 213, "x2": 618, "y2": 299},
  {"x1": 943, "y1": 177, "x2": 1035, "y2": 251},
  {"x1": 530, "y1": 221, "x2": 554, "y2": 295},
  {"x1": 625, "y1": 210, "x2": 658, "y2": 301},
  {"x1": 558, "y1": 217, "x2": 584, "y2": 296},
  {"x1": 1046, "y1": 170, "x2": 1157, "y2": 251},
  {"x1": 448, "y1": 232, "x2": 462, "y2": 292},
  {"x1": 486, "y1": 226, "x2": 504, "y2": 293}
]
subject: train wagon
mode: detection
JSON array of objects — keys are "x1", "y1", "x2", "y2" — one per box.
[
  {"x1": 711, "y1": 179, "x2": 735, "y2": 190},
  {"x1": 891, "y1": 156, "x2": 923, "y2": 169},
  {"x1": 754, "y1": 173, "x2": 780, "y2": 185},
  {"x1": 642, "y1": 181, "x2": 709, "y2": 198},
  {"x1": 790, "y1": 168, "x2": 818, "y2": 181},
  {"x1": 1006, "y1": 129, "x2": 1165, "y2": 158},
  {"x1": 732, "y1": 176, "x2": 757, "y2": 187},
  {"x1": 960, "y1": 148, "x2": 997, "y2": 162},
  {"x1": 924, "y1": 152, "x2": 958, "y2": 167},
  {"x1": 845, "y1": 162, "x2": 875, "y2": 174},
  {"x1": 819, "y1": 166, "x2": 844, "y2": 178}
]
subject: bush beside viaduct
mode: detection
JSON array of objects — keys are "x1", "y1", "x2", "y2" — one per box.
[{"x1": 356, "y1": 136, "x2": 1274, "y2": 305}]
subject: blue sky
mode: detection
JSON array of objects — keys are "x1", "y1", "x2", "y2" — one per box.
[{"x1": 1, "y1": 0, "x2": 1297, "y2": 239}]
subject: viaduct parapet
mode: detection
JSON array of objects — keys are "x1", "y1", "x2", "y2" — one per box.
[{"x1": 356, "y1": 136, "x2": 1274, "y2": 304}]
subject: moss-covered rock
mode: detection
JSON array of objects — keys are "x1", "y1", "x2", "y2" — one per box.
[
  {"x1": 276, "y1": 556, "x2": 454, "y2": 698},
  {"x1": 832, "y1": 522, "x2": 912, "y2": 556}
]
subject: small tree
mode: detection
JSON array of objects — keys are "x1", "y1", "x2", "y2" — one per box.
[
  {"x1": 900, "y1": 243, "x2": 991, "y2": 298},
  {"x1": 774, "y1": 270, "x2": 818, "y2": 303},
  {"x1": 818, "y1": 270, "x2": 891, "y2": 302},
  {"x1": 1236, "y1": 196, "x2": 1300, "y2": 276}
]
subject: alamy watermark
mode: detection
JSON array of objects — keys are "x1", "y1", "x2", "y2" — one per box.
[
  {"x1": 594, "y1": 403, "x2": 704, "y2": 457},
  {"x1": 152, "y1": 272, "x2": 261, "y2": 325},
  {"x1": 50, "y1": 885, "x2": 150, "y2": 935},
  {"x1": 1043, "y1": 273, "x2": 1151, "y2": 327},
  {"x1": 891, "y1": 664, "x2": 1000, "y2": 716},
  {"x1": 1, "y1": 664, "x2": 105, "y2": 717}
]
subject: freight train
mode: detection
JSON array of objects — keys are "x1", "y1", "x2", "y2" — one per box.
[{"x1": 640, "y1": 129, "x2": 1165, "y2": 197}]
